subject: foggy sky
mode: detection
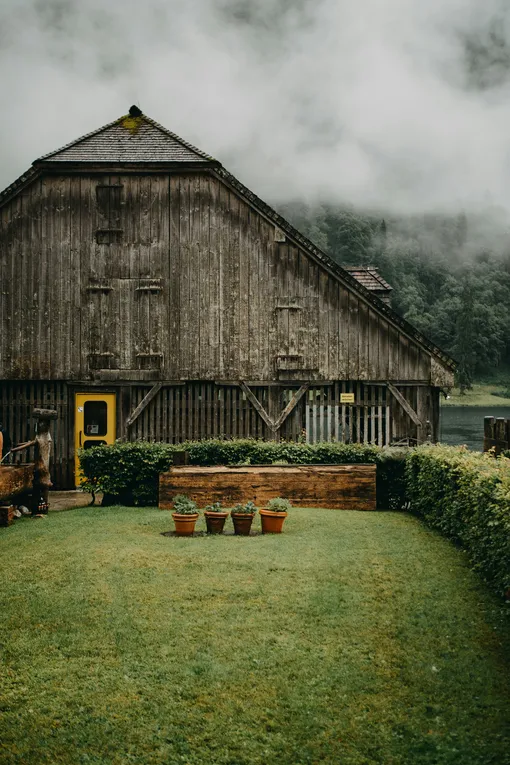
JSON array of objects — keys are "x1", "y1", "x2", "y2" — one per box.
[{"x1": 1, "y1": 0, "x2": 510, "y2": 216}]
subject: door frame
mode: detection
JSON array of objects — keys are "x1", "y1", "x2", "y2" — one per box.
[{"x1": 74, "y1": 390, "x2": 117, "y2": 486}]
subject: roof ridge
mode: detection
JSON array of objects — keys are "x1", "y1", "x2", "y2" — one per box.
[
  {"x1": 140, "y1": 115, "x2": 216, "y2": 162},
  {"x1": 35, "y1": 113, "x2": 217, "y2": 164}
]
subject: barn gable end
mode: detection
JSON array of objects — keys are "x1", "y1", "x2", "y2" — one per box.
[
  {"x1": 0, "y1": 110, "x2": 456, "y2": 486},
  {"x1": 0, "y1": 170, "x2": 450, "y2": 384}
]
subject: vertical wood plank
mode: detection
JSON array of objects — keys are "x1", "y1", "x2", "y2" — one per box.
[
  {"x1": 348, "y1": 294, "x2": 359, "y2": 379},
  {"x1": 318, "y1": 270, "x2": 329, "y2": 379},
  {"x1": 179, "y1": 177, "x2": 191, "y2": 378},
  {"x1": 368, "y1": 310, "x2": 379, "y2": 381},
  {"x1": 209, "y1": 178, "x2": 220, "y2": 378},
  {"x1": 358, "y1": 300, "x2": 369, "y2": 381},
  {"x1": 328, "y1": 282, "x2": 340, "y2": 379},
  {"x1": 169, "y1": 175, "x2": 181, "y2": 379}
]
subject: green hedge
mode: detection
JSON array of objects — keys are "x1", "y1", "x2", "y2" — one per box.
[
  {"x1": 406, "y1": 446, "x2": 510, "y2": 597},
  {"x1": 78, "y1": 439, "x2": 408, "y2": 509}
]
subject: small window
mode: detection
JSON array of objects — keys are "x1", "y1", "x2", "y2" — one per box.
[
  {"x1": 95, "y1": 184, "x2": 123, "y2": 244},
  {"x1": 96, "y1": 229, "x2": 123, "y2": 245},
  {"x1": 84, "y1": 401, "x2": 108, "y2": 436}
]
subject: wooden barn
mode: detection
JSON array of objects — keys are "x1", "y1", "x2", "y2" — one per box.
[{"x1": 0, "y1": 107, "x2": 455, "y2": 488}]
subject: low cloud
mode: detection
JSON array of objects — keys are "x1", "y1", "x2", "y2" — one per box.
[{"x1": 1, "y1": 0, "x2": 510, "y2": 217}]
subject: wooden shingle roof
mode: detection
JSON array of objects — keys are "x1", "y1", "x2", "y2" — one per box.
[
  {"x1": 343, "y1": 266, "x2": 393, "y2": 293},
  {"x1": 36, "y1": 113, "x2": 217, "y2": 166}
]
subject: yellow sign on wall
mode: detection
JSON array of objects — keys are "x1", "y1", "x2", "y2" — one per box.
[{"x1": 340, "y1": 393, "x2": 355, "y2": 404}]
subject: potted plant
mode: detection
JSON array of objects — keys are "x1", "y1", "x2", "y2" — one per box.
[
  {"x1": 259, "y1": 497, "x2": 291, "y2": 534},
  {"x1": 203, "y1": 501, "x2": 229, "y2": 534},
  {"x1": 172, "y1": 494, "x2": 199, "y2": 536},
  {"x1": 230, "y1": 501, "x2": 257, "y2": 536}
]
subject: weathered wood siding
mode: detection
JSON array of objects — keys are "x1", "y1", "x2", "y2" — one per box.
[
  {"x1": 0, "y1": 172, "x2": 432, "y2": 382},
  {"x1": 123, "y1": 381, "x2": 436, "y2": 446}
]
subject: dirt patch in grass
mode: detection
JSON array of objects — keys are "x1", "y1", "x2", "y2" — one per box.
[{"x1": 1, "y1": 507, "x2": 509, "y2": 764}]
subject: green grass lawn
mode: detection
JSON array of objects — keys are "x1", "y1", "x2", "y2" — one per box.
[
  {"x1": 1, "y1": 507, "x2": 509, "y2": 765},
  {"x1": 442, "y1": 383, "x2": 510, "y2": 407}
]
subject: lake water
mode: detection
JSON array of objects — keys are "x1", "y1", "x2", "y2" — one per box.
[{"x1": 439, "y1": 406, "x2": 510, "y2": 451}]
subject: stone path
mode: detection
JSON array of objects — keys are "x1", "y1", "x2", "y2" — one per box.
[{"x1": 48, "y1": 491, "x2": 102, "y2": 512}]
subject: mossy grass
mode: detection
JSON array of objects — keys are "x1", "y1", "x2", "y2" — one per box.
[
  {"x1": 1, "y1": 507, "x2": 509, "y2": 764},
  {"x1": 443, "y1": 383, "x2": 510, "y2": 406}
]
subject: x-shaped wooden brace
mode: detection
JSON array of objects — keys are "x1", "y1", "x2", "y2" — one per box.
[{"x1": 239, "y1": 381, "x2": 310, "y2": 433}]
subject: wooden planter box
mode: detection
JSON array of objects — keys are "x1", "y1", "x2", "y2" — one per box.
[
  {"x1": 0, "y1": 465, "x2": 34, "y2": 502},
  {"x1": 159, "y1": 464, "x2": 376, "y2": 511}
]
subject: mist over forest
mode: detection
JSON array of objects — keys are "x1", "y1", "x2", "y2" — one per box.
[{"x1": 1, "y1": 0, "x2": 510, "y2": 386}]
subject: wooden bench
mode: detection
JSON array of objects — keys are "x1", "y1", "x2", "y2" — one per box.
[{"x1": 159, "y1": 464, "x2": 376, "y2": 511}]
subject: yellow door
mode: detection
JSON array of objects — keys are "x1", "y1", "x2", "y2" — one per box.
[{"x1": 75, "y1": 393, "x2": 116, "y2": 486}]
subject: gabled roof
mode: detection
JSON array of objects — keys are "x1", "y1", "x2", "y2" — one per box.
[
  {"x1": 35, "y1": 112, "x2": 217, "y2": 166},
  {"x1": 0, "y1": 108, "x2": 455, "y2": 371},
  {"x1": 344, "y1": 266, "x2": 393, "y2": 293}
]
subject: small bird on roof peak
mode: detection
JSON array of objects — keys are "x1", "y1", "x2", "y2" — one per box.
[{"x1": 129, "y1": 105, "x2": 143, "y2": 117}]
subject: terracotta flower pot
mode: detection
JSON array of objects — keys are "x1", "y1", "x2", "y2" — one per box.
[
  {"x1": 230, "y1": 512, "x2": 255, "y2": 536},
  {"x1": 172, "y1": 512, "x2": 199, "y2": 536},
  {"x1": 259, "y1": 508, "x2": 288, "y2": 534},
  {"x1": 204, "y1": 511, "x2": 229, "y2": 534}
]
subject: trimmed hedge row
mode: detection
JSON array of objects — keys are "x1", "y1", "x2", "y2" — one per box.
[
  {"x1": 406, "y1": 446, "x2": 510, "y2": 598},
  {"x1": 78, "y1": 439, "x2": 408, "y2": 509},
  {"x1": 79, "y1": 438, "x2": 510, "y2": 596}
]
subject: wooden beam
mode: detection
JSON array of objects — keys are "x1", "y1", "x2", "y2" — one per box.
[
  {"x1": 239, "y1": 381, "x2": 275, "y2": 430},
  {"x1": 273, "y1": 384, "x2": 309, "y2": 431},
  {"x1": 240, "y1": 382, "x2": 309, "y2": 433},
  {"x1": 386, "y1": 382, "x2": 422, "y2": 427},
  {"x1": 125, "y1": 383, "x2": 163, "y2": 429}
]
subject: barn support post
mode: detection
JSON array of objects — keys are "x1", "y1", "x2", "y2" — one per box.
[{"x1": 416, "y1": 386, "x2": 433, "y2": 443}]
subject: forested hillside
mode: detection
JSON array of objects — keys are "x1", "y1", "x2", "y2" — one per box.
[{"x1": 279, "y1": 202, "x2": 510, "y2": 389}]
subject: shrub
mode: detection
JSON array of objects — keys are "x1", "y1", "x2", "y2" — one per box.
[
  {"x1": 79, "y1": 440, "x2": 175, "y2": 506},
  {"x1": 79, "y1": 438, "x2": 407, "y2": 509},
  {"x1": 231, "y1": 501, "x2": 257, "y2": 515},
  {"x1": 406, "y1": 446, "x2": 510, "y2": 597},
  {"x1": 204, "y1": 502, "x2": 223, "y2": 513},
  {"x1": 172, "y1": 494, "x2": 198, "y2": 515},
  {"x1": 266, "y1": 497, "x2": 292, "y2": 513},
  {"x1": 491, "y1": 388, "x2": 510, "y2": 399}
]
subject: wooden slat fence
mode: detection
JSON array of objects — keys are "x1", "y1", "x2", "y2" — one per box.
[{"x1": 128, "y1": 381, "x2": 399, "y2": 446}]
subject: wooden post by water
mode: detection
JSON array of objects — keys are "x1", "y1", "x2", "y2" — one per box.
[{"x1": 483, "y1": 416, "x2": 510, "y2": 455}]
